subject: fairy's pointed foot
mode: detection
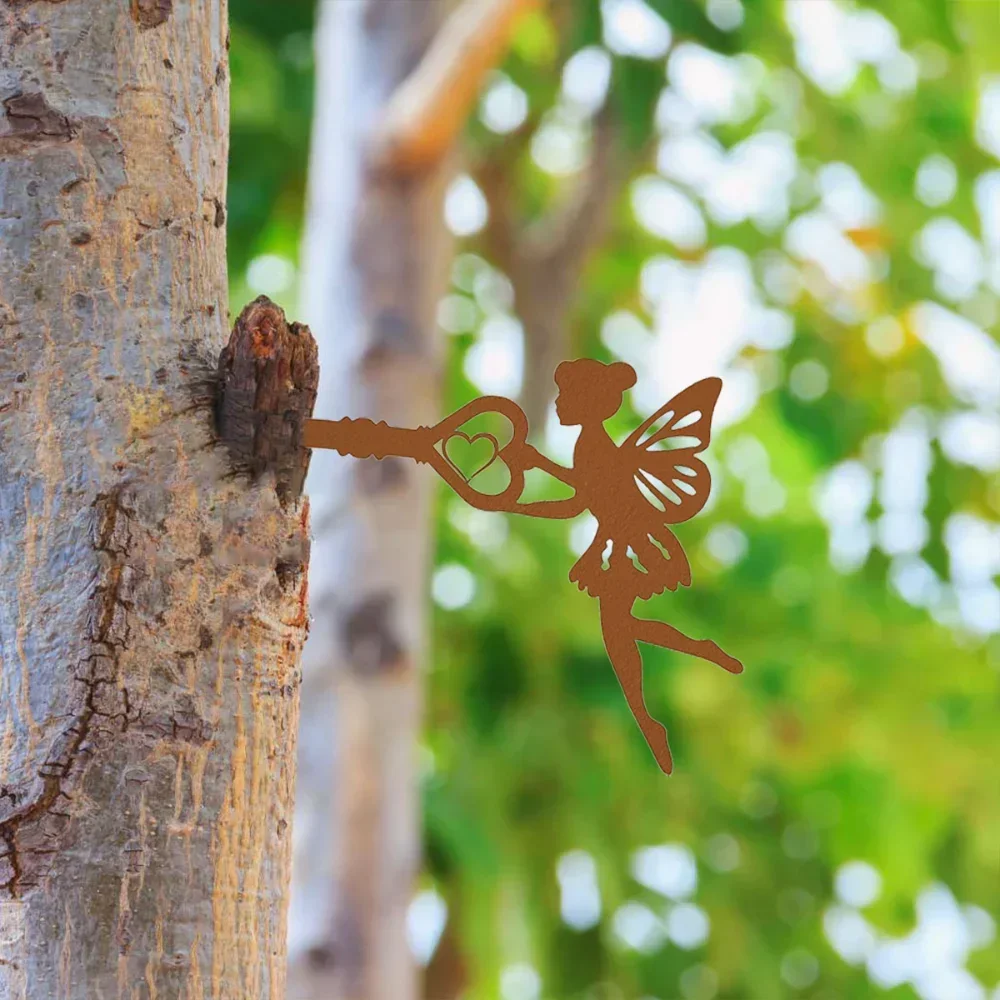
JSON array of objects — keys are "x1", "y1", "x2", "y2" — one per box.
[
  {"x1": 705, "y1": 641, "x2": 743, "y2": 674},
  {"x1": 644, "y1": 723, "x2": 674, "y2": 774},
  {"x1": 719, "y1": 651, "x2": 744, "y2": 674}
]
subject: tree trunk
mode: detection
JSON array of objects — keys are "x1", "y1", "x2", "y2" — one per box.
[
  {"x1": 288, "y1": 1, "x2": 453, "y2": 998},
  {"x1": 0, "y1": 4, "x2": 312, "y2": 997}
]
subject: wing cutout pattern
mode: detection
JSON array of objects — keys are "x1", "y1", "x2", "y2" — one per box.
[{"x1": 624, "y1": 377, "x2": 722, "y2": 524}]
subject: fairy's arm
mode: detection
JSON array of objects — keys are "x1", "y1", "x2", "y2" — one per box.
[
  {"x1": 507, "y1": 445, "x2": 585, "y2": 519},
  {"x1": 512, "y1": 496, "x2": 586, "y2": 519},
  {"x1": 522, "y1": 445, "x2": 576, "y2": 487},
  {"x1": 439, "y1": 479, "x2": 584, "y2": 517}
]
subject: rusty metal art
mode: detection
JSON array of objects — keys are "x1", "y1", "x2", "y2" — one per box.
[{"x1": 304, "y1": 360, "x2": 742, "y2": 772}]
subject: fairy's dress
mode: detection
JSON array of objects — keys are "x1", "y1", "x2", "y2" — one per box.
[
  {"x1": 568, "y1": 462, "x2": 693, "y2": 602},
  {"x1": 556, "y1": 374, "x2": 721, "y2": 604}
]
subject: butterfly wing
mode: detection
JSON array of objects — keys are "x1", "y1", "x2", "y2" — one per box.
[{"x1": 624, "y1": 377, "x2": 722, "y2": 524}]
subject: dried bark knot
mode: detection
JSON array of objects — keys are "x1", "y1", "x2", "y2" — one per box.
[{"x1": 216, "y1": 295, "x2": 319, "y2": 506}]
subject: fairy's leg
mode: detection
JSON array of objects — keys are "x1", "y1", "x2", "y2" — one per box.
[
  {"x1": 599, "y1": 596, "x2": 674, "y2": 773},
  {"x1": 631, "y1": 617, "x2": 743, "y2": 674}
]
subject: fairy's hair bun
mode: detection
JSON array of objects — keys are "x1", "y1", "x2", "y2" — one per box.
[
  {"x1": 554, "y1": 358, "x2": 637, "y2": 393},
  {"x1": 608, "y1": 361, "x2": 638, "y2": 392},
  {"x1": 554, "y1": 358, "x2": 636, "y2": 421}
]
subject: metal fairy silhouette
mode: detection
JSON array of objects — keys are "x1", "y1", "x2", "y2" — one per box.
[{"x1": 304, "y1": 359, "x2": 743, "y2": 773}]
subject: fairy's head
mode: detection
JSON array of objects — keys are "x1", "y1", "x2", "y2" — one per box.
[{"x1": 554, "y1": 359, "x2": 637, "y2": 426}]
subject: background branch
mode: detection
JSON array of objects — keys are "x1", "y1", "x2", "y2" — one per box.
[
  {"x1": 371, "y1": 0, "x2": 540, "y2": 175},
  {"x1": 478, "y1": 105, "x2": 629, "y2": 431}
]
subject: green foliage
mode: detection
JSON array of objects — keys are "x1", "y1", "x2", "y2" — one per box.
[
  {"x1": 228, "y1": 0, "x2": 315, "y2": 301},
  {"x1": 229, "y1": 0, "x2": 1000, "y2": 996}
]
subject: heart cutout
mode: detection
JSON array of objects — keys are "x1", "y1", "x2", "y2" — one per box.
[{"x1": 443, "y1": 431, "x2": 501, "y2": 484}]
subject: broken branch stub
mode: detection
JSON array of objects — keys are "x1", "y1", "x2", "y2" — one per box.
[{"x1": 216, "y1": 295, "x2": 319, "y2": 505}]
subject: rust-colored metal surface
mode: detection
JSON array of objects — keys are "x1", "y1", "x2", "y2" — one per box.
[{"x1": 304, "y1": 360, "x2": 742, "y2": 772}]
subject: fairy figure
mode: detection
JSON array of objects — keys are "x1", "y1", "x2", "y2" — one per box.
[
  {"x1": 503, "y1": 360, "x2": 743, "y2": 773},
  {"x1": 303, "y1": 358, "x2": 743, "y2": 773}
]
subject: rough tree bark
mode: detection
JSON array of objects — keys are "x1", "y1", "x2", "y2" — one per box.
[
  {"x1": 288, "y1": 1, "x2": 531, "y2": 998},
  {"x1": 0, "y1": 4, "x2": 314, "y2": 997}
]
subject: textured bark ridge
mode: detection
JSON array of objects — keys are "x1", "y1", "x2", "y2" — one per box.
[
  {"x1": 0, "y1": 3, "x2": 311, "y2": 998},
  {"x1": 217, "y1": 296, "x2": 319, "y2": 506}
]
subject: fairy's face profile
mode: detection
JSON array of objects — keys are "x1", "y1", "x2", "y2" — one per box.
[
  {"x1": 553, "y1": 385, "x2": 589, "y2": 426},
  {"x1": 554, "y1": 359, "x2": 637, "y2": 427}
]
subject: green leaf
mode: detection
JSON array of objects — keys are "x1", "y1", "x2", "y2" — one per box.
[
  {"x1": 647, "y1": 0, "x2": 743, "y2": 52},
  {"x1": 611, "y1": 56, "x2": 662, "y2": 149}
]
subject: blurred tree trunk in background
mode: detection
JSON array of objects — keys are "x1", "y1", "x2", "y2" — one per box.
[
  {"x1": 288, "y1": 3, "x2": 451, "y2": 999},
  {"x1": 288, "y1": 1, "x2": 532, "y2": 997},
  {"x1": 0, "y1": 3, "x2": 312, "y2": 998}
]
